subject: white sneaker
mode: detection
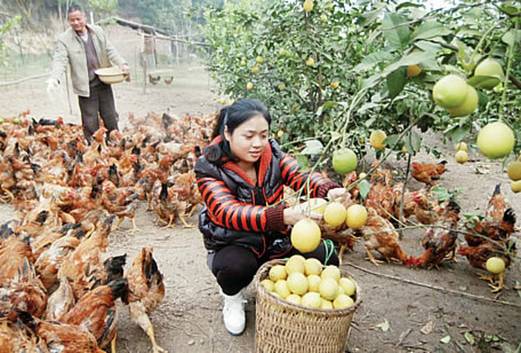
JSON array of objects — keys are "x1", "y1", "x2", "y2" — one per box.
[{"x1": 222, "y1": 290, "x2": 246, "y2": 335}]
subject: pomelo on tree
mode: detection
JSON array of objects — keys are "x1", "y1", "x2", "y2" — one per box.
[
  {"x1": 432, "y1": 74, "x2": 469, "y2": 108},
  {"x1": 507, "y1": 161, "x2": 521, "y2": 181},
  {"x1": 332, "y1": 148, "x2": 357, "y2": 174},
  {"x1": 476, "y1": 122, "x2": 515, "y2": 159},
  {"x1": 455, "y1": 150, "x2": 469, "y2": 164},
  {"x1": 370, "y1": 130, "x2": 387, "y2": 150},
  {"x1": 511, "y1": 180, "x2": 521, "y2": 193},
  {"x1": 447, "y1": 85, "x2": 478, "y2": 117},
  {"x1": 345, "y1": 204, "x2": 368, "y2": 229},
  {"x1": 474, "y1": 58, "x2": 504, "y2": 90},
  {"x1": 407, "y1": 64, "x2": 422, "y2": 78}
]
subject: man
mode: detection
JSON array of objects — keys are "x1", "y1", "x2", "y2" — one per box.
[{"x1": 47, "y1": 4, "x2": 129, "y2": 141}]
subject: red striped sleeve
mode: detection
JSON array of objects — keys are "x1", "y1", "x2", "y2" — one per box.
[
  {"x1": 280, "y1": 153, "x2": 338, "y2": 197},
  {"x1": 197, "y1": 176, "x2": 285, "y2": 232}
]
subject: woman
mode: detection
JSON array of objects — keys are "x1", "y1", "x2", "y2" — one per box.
[{"x1": 195, "y1": 99, "x2": 346, "y2": 335}]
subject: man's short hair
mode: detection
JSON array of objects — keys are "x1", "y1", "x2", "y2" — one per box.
[{"x1": 68, "y1": 4, "x2": 84, "y2": 14}]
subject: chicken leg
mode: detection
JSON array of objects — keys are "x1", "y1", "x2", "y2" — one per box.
[
  {"x1": 129, "y1": 301, "x2": 167, "y2": 353},
  {"x1": 365, "y1": 247, "x2": 383, "y2": 266}
]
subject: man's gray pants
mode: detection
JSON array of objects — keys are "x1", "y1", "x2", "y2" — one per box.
[{"x1": 78, "y1": 82, "x2": 119, "y2": 141}]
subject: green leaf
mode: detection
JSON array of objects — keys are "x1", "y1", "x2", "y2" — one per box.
[
  {"x1": 412, "y1": 20, "x2": 451, "y2": 41},
  {"x1": 499, "y1": 3, "x2": 521, "y2": 16},
  {"x1": 354, "y1": 50, "x2": 396, "y2": 72},
  {"x1": 396, "y1": 2, "x2": 423, "y2": 11},
  {"x1": 381, "y1": 13, "x2": 410, "y2": 50},
  {"x1": 358, "y1": 180, "x2": 371, "y2": 200},
  {"x1": 467, "y1": 75, "x2": 502, "y2": 89},
  {"x1": 386, "y1": 67, "x2": 407, "y2": 99},
  {"x1": 440, "y1": 335, "x2": 451, "y2": 344},
  {"x1": 300, "y1": 140, "x2": 324, "y2": 155},
  {"x1": 295, "y1": 154, "x2": 309, "y2": 169},
  {"x1": 502, "y1": 29, "x2": 521, "y2": 46}
]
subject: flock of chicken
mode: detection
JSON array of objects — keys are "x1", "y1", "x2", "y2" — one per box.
[
  {"x1": 0, "y1": 111, "x2": 213, "y2": 353},
  {"x1": 319, "y1": 160, "x2": 517, "y2": 293}
]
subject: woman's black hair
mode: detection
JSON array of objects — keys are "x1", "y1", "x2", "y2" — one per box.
[{"x1": 206, "y1": 98, "x2": 272, "y2": 163}]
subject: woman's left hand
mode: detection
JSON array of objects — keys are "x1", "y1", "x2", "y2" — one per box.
[{"x1": 327, "y1": 187, "x2": 347, "y2": 201}]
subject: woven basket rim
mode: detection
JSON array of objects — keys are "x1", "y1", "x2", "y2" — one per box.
[{"x1": 254, "y1": 259, "x2": 362, "y2": 317}]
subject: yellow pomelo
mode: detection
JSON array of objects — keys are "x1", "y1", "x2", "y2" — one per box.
[
  {"x1": 477, "y1": 122, "x2": 515, "y2": 159},
  {"x1": 336, "y1": 285, "x2": 345, "y2": 297},
  {"x1": 455, "y1": 150, "x2": 469, "y2": 164},
  {"x1": 287, "y1": 272, "x2": 309, "y2": 295},
  {"x1": 269, "y1": 265, "x2": 287, "y2": 282},
  {"x1": 321, "y1": 299, "x2": 333, "y2": 309},
  {"x1": 256, "y1": 56, "x2": 264, "y2": 64},
  {"x1": 246, "y1": 82, "x2": 254, "y2": 91},
  {"x1": 370, "y1": 130, "x2": 387, "y2": 150},
  {"x1": 330, "y1": 81, "x2": 339, "y2": 89},
  {"x1": 485, "y1": 257, "x2": 506, "y2": 274},
  {"x1": 507, "y1": 161, "x2": 521, "y2": 181},
  {"x1": 332, "y1": 148, "x2": 357, "y2": 174},
  {"x1": 511, "y1": 180, "x2": 521, "y2": 193},
  {"x1": 274, "y1": 280, "x2": 291, "y2": 298},
  {"x1": 321, "y1": 265, "x2": 341, "y2": 281},
  {"x1": 286, "y1": 255, "x2": 306, "y2": 274},
  {"x1": 304, "y1": 258, "x2": 323, "y2": 276},
  {"x1": 339, "y1": 277, "x2": 356, "y2": 296},
  {"x1": 455, "y1": 142, "x2": 468, "y2": 152},
  {"x1": 303, "y1": 0, "x2": 314, "y2": 13},
  {"x1": 251, "y1": 65, "x2": 260, "y2": 74},
  {"x1": 333, "y1": 294, "x2": 354, "y2": 309},
  {"x1": 447, "y1": 85, "x2": 478, "y2": 117},
  {"x1": 305, "y1": 57, "x2": 315, "y2": 67},
  {"x1": 286, "y1": 294, "x2": 302, "y2": 305},
  {"x1": 432, "y1": 74, "x2": 469, "y2": 108},
  {"x1": 346, "y1": 204, "x2": 368, "y2": 229},
  {"x1": 261, "y1": 279, "x2": 275, "y2": 292},
  {"x1": 407, "y1": 64, "x2": 422, "y2": 78},
  {"x1": 323, "y1": 202, "x2": 347, "y2": 227},
  {"x1": 301, "y1": 292, "x2": 321, "y2": 309},
  {"x1": 319, "y1": 278, "x2": 339, "y2": 301},
  {"x1": 307, "y1": 274, "x2": 321, "y2": 292},
  {"x1": 474, "y1": 58, "x2": 504, "y2": 89},
  {"x1": 291, "y1": 219, "x2": 322, "y2": 253}
]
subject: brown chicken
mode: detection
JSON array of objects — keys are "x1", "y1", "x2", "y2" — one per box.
[
  {"x1": 0, "y1": 236, "x2": 34, "y2": 284},
  {"x1": 360, "y1": 207, "x2": 411, "y2": 265},
  {"x1": 17, "y1": 311, "x2": 105, "y2": 353},
  {"x1": 0, "y1": 312, "x2": 47, "y2": 353},
  {"x1": 458, "y1": 241, "x2": 514, "y2": 292},
  {"x1": 45, "y1": 276, "x2": 75, "y2": 321},
  {"x1": 125, "y1": 247, "x2": 166, "y2": 353},
  {"x1": 406, "y1": 201, "x2": 461, "y2": 268},
  {"x1": 2, "y1": 258, "x2": 48, "y2": 318},
  {"x1": 61, "y1": 279, "x2": 127, "y2": 353},
  {"x1": 411, "y1": 160, "x2": 447, "y2": 186}
]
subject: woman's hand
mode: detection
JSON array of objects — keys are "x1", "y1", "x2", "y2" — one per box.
[
  {"x1": 283, "y1": 206, "x2": 322, "y2": 226},
  {"x1": 327, "y1": 187, "x2": 348, "y2": 201}
]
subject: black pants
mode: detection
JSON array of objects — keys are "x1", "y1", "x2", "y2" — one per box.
[
  {"x1": 78, "y1": 83, "x2": 119, "y2": 141},
  {"x1": 210, "y1": 240, "x2": 339, "y2": 295}
]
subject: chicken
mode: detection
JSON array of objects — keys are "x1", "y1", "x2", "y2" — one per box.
[
  {"x1": 125, "y1": 247, "x2": 166, "y2": 353},
  {"x1": 411, "y1": 160, "x2": 447, "y2": 186},
  {"x1": 34, "y1": 227, "x2": 84, "y2": 290},
  {"x1": 61, "y1": 279, "x2": 128, "y2": 353},
  {"x1": 406, "y1": 201, "x2": 461, "y2": 268},
  {"x1": 45, "y1": 276, "x2": 75, "y2": 321},
  {"x1": 458, "y1": 241, "x2": 514, "y2": 292},
  {"x1": 0, "y1": 312, "x2": 47, "y2": 353},
  {"x1": 0, "y1": 236, "x2": 34, "y2": 284},
  {"x1": 100, "y1": 182, "x2": 140, "y2": 231},
  {"x1": 360, "y1": 207, "x2": 411, "y2": 265},
  {"x1": 486, "y1": 183, "x2": 508, "y2": 221},
  {"x1": 17, "y1": 311, "x2": 105, "y2": 353},
  {"x1": 1, "y1": 258, "x2": 48, "y2": 318}
]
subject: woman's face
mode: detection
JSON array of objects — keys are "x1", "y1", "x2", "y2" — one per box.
[{"x1": 225, "y1": 114, "x2": 269, "y2": 164}]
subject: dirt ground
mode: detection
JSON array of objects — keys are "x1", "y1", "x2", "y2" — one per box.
[{"x1": 0, "y1": 64, "x2": 520, "y2": 353}]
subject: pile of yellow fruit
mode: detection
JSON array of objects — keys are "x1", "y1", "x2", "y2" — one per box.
[
  {"x1": 507, "y1": 156, "x2": 521, "y2": 193},
  {"x1": 260, "y1": 255, "x2": 357, "y2": 310},
  {"x1": 454, "y1": 142, "x2": 469, "y2": 164}
]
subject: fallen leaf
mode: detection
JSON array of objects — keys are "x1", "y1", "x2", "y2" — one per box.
[
  {"x1": 440, "y1": 335, "x2": 451, "y2": 344},
  {"x1": 420, "y1": 320, "x2": 435, "y2": 335},
  {"x1": 376, "y1": 319, "x2": 390, "y2": 332},
  {"x1": 464, "y1": 331, "x2": 475, "y2": 345}
]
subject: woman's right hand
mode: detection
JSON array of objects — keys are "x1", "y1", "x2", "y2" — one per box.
[{"x1": 283, "y1": 206, "x2": 322, "y2": 226}]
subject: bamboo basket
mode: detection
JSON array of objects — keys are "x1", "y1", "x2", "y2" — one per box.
[{"x1": 254, "y1": 259, "x2": 361, "y2": 353}]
